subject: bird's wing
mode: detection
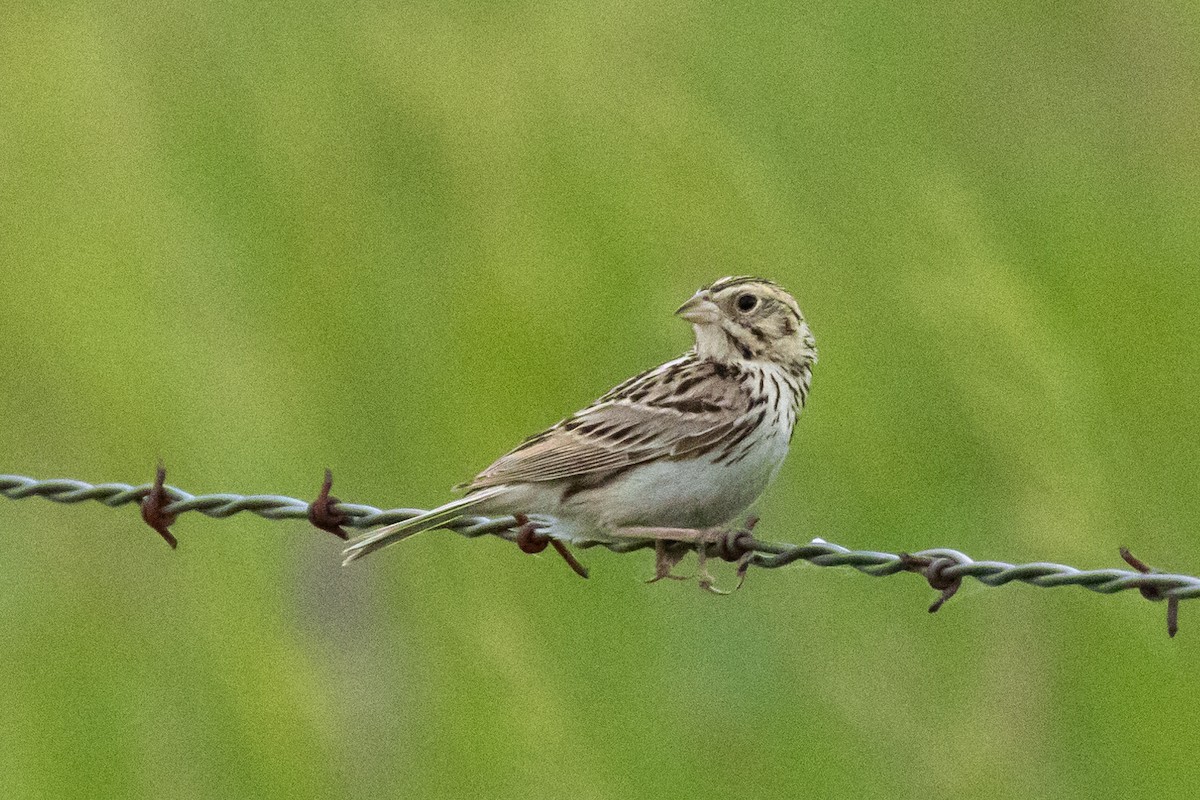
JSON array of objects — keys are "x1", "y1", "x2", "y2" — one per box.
[{"x1": 461, "y1": 363, "x2": 750, "y2": 491}]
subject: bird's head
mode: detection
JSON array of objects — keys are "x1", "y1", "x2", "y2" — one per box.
[{"x1": 676, "y1": 276, "x2": 817, "y2": 371}]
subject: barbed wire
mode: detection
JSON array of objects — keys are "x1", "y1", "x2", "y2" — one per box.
[{"x1": 2, "y1": 470, "x2": 1194, "y2": 636}]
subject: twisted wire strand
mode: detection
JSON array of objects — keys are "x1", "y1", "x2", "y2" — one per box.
[{"x1": 4, "y1": 473, "x2": 1199, "y2": 604}]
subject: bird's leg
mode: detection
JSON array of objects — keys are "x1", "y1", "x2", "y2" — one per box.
[
  {"x1": 694, "y1": 544, "x2": 729, "y2": 596},
  {"x1": 610, "y1": 525, "x2": 730, "y2": 592},
  {"x1": 732, "y1": 515, "x2": 760, "y2": 590},
  {"x1": 611, "y1": 525, "x2": 720, "y2": 543},
  {"x1": 647, "y1": 540, "x2": 691, "y2": 583},
  {"x1": 513, "y1": 514, "x2": 589, "y2": 579}
]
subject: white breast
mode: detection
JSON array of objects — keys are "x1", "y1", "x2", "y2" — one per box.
[{"x1": 581, "y1": 362, "x2": 800, "y2": 532}]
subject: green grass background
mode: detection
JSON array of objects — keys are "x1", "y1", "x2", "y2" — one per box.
[{"x1": 2, "y1": 2, "x2": 1199, "y2": 797}]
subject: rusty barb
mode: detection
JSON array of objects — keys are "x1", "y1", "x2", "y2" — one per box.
[
  {"x1": 899, "y1": 553, "x2": 962, "y2": 613},
  {"x1": 139, "y1": 463, "x2": 178, "y2": 549},
  {"x1": 1120, "y1": 547, "x2": 1181, "y2": 638},
  {"x1": 308, "y1": 469, "x2": 350, "y2": 541},
  {"x1": 3, "y1": 468, "x2": 1200, "y2": 637}
]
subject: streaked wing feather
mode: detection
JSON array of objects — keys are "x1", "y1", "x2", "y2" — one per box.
[{"x1": 463, "y1": 367, "x2": 746, "y2": 490}]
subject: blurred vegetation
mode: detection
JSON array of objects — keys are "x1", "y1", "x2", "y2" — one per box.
[{"x1": 2, "y1": 1, "x2": 1199, "y2": 797}]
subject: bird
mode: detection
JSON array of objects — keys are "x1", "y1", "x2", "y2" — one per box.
[{"x1": 342, "y1": 276, "x2": 817, "y2": 587}]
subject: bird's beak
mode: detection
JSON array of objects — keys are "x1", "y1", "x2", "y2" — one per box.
[{"x1": 675, "y1": 291, "x2": 720, "y2": 325}]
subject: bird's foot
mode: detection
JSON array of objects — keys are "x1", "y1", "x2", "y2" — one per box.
[
  {"x1": 514, "y1": 513, "x2": 589, "y2": 579},
  {"x1": 647, "y1": 540, "x2": 692, "y2": 583},
  {"x1": 729, "y1": 516, "x2": 759, "y2": 590},
  {"x1": 694, "y1": 544, "x2": 729, "y2": 595},
  {"x1": 612, "y1": 524, "x2": 755, "y2": 593}
]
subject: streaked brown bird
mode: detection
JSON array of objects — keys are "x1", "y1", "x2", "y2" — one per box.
[{"x1": 344, "y1": 277, "x2": 817, "y2": 586}]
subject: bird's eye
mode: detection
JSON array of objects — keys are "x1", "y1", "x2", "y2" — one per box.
[{"x1": 736, "y1": 293, "x2": 758, "y2": 312}]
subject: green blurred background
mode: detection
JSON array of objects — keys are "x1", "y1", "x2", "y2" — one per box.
[{"x1": 2, "y1": 2, "x2": 1199, "y2": 797}]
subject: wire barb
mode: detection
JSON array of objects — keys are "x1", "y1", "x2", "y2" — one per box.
[
  {"x1": 1120, "y1": 547, "x2": 1181, "y2": 638},
  {"x1": 139, "y1": 463, "x2": 178, "y2": 549},
  {"x1": 899, "y1": 553, "x2": 963, "y2": 613},
  {"x1": 308, "y1": 469, "x2": 350, "y2": 540},
  {"x1": 2, "y1": 471, "x2": 1198, "y2": 636}
]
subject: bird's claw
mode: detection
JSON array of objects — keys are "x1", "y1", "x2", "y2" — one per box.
[
  {"x1": 695, "y1": 542, "x2": 732, "y2": 595},
  {"x1": 734, "y1": 552, "x2": 753, "y2": 590},
  {"x1": 620, "y1": 521, "x2": 759, "y2": 593},
  {"x1": 647, "y1": 540, "x2": 691, "y2": 583},
  {"x1": 695, "y1": 518, "x2": 760, "y2": 593}
]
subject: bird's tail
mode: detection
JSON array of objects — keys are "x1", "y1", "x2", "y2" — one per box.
[{"x1": 341, "y1": 487, "x2": 505, "y2": 565}]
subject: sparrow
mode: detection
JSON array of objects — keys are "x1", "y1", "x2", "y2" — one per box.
[{"x1": 343, "y1": 276, "x2": 816, "y2": 586}]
